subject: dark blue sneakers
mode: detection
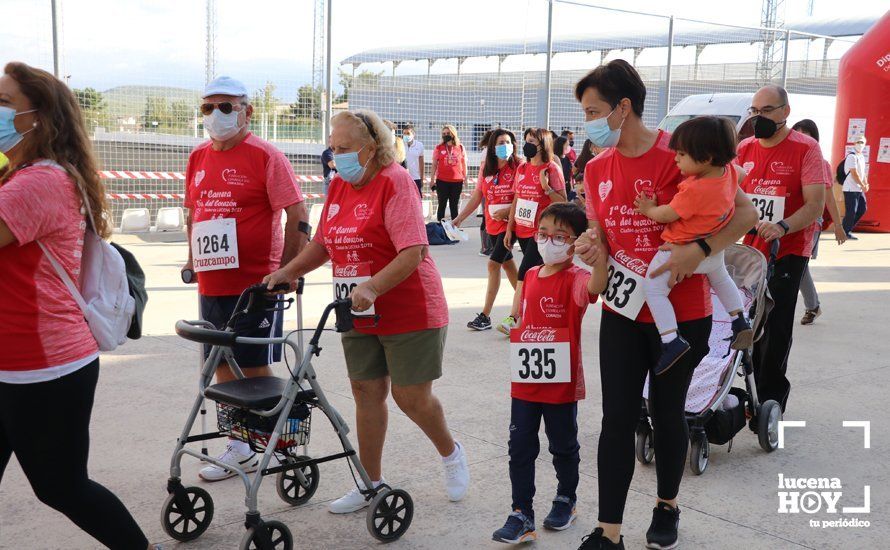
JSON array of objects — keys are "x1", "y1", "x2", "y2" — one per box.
[
  {"x1": 654, "y1": 336, "x2": 690, "y2": 375},
  {"x1": 729, "y1": 314, "x2": 754, "y2": 350},
  {"x1": 493, "y1": 510, "x2": 537, "y2": 544},
  {"x1": 543, "y1": 495, "x2": 577, "y2": 530}
]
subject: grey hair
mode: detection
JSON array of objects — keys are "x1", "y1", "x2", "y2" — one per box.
[{"x1": 332, "y1": 109, "x2": 396, "y2": 167}]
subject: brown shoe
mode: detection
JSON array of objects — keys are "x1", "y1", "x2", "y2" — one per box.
[{"x1": 800, "y1": 307, "x2": 821, "y2": 325}]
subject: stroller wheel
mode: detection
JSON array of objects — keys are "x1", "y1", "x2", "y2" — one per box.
[
  {"x1": 758, "y1": 400, "x2": 782, "y2": 452},
  {"x1": 239, "y1": 519, "x2": 293, "y2": 550},
  {"x1": 161, "y1": 486, "x2": 214, "y2": 542},
  {"x1": 276, "y1": 455, "x2": 320, "y2": 506},
  {"x1": 366, "y1": 487, "x2": 414, "y2": 542},
  {"x1": 635, "y1": 427, "x2": 655, "y2": 464},
  {"x1": 690, "y1": 435, "x2": 709, "y2": 475}
]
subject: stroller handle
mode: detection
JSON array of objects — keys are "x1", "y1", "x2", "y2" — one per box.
[
  {"x1": 745, "y1": 228, "x2": 781, "y2": 265},
  {"x1": 175, "y1": 319, "x2": 238, "y2": 347}
]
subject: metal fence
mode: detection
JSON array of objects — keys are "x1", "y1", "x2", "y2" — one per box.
[{"x1": 4, "y1": 0, "x2": 866, "y2": 227}]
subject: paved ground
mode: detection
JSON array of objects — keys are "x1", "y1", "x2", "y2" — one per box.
[{"x1": 2, "y1": 229, "x2": 888, "y2": 550}]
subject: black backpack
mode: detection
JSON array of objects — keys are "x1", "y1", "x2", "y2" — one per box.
[{"x1": 835, "y1": 152, "x2": 854, "y2": 185}]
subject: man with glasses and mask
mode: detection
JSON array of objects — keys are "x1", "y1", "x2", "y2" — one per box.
[
  {"x1": 182, "y1": 76, "x2": 310, "y2": 481},
  {"x1": 737, "y1": 84, "x2": 826, "y2": 414}
]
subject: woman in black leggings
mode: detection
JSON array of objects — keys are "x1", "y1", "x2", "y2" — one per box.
[
  {"x1": 0, "y1": 62, "x2": 151, "y2": 550},
  {"x1": 431, "y1": 124, "x2": 467, "y2": 221},
  {"x1": 572, "y1": 60, "x2": 757, "y2": 549}
]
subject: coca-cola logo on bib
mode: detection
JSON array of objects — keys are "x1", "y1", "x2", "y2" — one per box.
[
  {"x1": 520, "y1": 328, "x2": 557, "y2": 342},
  {"x1": 327, "y1": 204, "x2": 340, "y2": 221},
  {"x1": 598, "y1": 180, "x2": 612, "y2": 201},
  {"x1": 614, "y1": 249, "x2": 649, "y2": 276},
  {"x1": 334, "y1": 264, "x2": 359, "y2": 277}
]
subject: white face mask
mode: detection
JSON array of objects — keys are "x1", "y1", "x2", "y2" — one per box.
[
  {"x1": 540, "y1": 239, "x2": 573, "y2": 265},
  {"x1": 204, "y1": 109, "x2": 243, "y2": 141},
  {"x1": 854, "y1": 143, "x2": 865, "y2": 153}
]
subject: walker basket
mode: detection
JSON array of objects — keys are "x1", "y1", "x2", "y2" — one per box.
[{"x1": 216, "y1": 401, "x2": 312, "y2": 453}]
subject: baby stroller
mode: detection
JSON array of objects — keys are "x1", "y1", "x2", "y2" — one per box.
[
  {"x1": 161, "y1": 282, "x2": 414, "y2": 549},
  {"x1": 636, "y1": 241, "x2": 782, "y2": 476}
]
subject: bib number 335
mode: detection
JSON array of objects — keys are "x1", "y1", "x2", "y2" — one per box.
[{"x1": 510, "y1": 329, "x2": 571, "y2": 383}]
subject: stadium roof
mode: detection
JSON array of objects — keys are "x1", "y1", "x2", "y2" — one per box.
[{"x1": 342, "y1": 15, "x2": 878, "y2": 65}]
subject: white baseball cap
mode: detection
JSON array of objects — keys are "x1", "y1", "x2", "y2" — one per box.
[{"x1": 202, "y1": 76, "x2": 248, "y2": 99}]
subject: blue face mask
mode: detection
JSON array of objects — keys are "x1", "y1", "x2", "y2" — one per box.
[
  {"x1": 403, "y1": 134, "x2": 413, "y2": 144},
  {"x1": 0, "y1": 106, "x2": 37, "y2": 153},
  {"x1": 334, "y1": 145, "x2": 369, "y2": 183},
  {"x1": 584, "y1": 107, "x2": 624, "y2": 148},
  {"x1": 495, "y1": 143, "x2": 513, "y2": 160}
]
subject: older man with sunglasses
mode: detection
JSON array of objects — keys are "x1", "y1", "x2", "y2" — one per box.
[{"x1": 181, "y1": 76, "x2": 310, "y2": 481}]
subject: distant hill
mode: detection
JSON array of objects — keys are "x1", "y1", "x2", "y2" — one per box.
[{"x1": 102, "y1": 85, "x2": 201, "y2": 118}]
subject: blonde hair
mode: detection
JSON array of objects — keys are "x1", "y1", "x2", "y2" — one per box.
[
  {"x1": 441, "y1": 124, "x2": 461, "y2": 147},
  {"x1": 384, "y1": 119, "x2": 406, "y2": 164},
  {"x1": 331, "y1": 109, "x2": 396, "y2": 167}
]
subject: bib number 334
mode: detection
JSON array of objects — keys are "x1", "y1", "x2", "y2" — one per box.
[{"x1": 510, "y1": 328, "x2": 571, "y2": 383}]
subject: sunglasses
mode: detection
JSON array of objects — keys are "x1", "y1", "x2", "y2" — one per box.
[{"x1": 200, "y1": 102, "x2": 244, "y2": 116}]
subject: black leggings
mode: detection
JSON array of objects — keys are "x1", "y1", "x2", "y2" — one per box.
[
  {"x1": 516, "y1": 237, "x2": 543, "y2": 281},
  {"x1": 435, "y1": 179, "x2": 463, "y2": 220},
  {"x1": 0, "y1": 360, "x2": 149, "y2": 549},
  {"x1": 597, "y1": 310, "x2": 711, "y2": 524}
]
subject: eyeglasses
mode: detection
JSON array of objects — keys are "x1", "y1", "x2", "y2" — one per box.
[
  {"x1": 200, "y1": 102, "x2": 245, "y2": 116},
  {"x1": 747, "y1": 104, "x2": 786, "y2": 116},
  {"x1": 534, "y1": 232, "x2": 575, "y2": 246}
]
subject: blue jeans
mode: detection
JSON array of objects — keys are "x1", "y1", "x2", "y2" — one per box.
[
  {"x1": 508, "y1": 398, "x2": 580, "y2": 518},
  {"x1": 843, "y1": 191, "x2": 867, "y2": 234}
]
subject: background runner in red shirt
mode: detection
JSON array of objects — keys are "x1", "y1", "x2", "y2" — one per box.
[
  {"x1": 431, "y1": 124, "x2": 467, "y2": 221},
  {"x1": 737, "y1": 85, "x2": 826, "y2": 413}
]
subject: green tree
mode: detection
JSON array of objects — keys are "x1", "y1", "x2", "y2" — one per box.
[
  {"x1": 291, "y1": 85, "x2": 323, "y2": 121},
  {"x1": 73, "y1": 87, "x2": 108, "y2": 129},
  {"x1": 142, "y1": 96, "x2": 170, "y2": 132},
  {"x1": 168, "y1": 100, "x2": 194, "y2": 133},
  {"x1": 335, "y1": 68, "x2": 382, "y2": 103},
  {"x1": 252, "y1": 81, "x2": 279, "y2": 117}
]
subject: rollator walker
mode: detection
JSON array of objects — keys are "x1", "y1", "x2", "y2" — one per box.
[{"x1": 161, "y1": 281, "x2": 414, "y2": 549}]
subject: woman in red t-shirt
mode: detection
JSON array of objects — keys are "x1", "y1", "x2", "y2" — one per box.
[
  {"x1": 498, "y1": 127, "x2": 566, "y2": 335},
  {"x1": 453, "y1": 129, "x2": 523, "y2": 331},
  {"x1": 571, "y1": 60, "x2": 757, "y2": 549},
  {"x1": 431, "y1": 124, "x2": 467, "y2": 221},
  {"x1": 0, "y1": 63, "x2": 150, "y2": 549},
  {"x1": 265, "y1": 109, "x2": 469, "y2": 511}
]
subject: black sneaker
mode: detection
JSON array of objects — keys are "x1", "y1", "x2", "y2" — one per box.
[
  {"x1": 543, "y1": 495, "x2": 576, "y2": 530},
  {"x1": 847, "y1": 233, "x2": 859, "y2": 240},
  {"x1": 729, "y1": 314, "x2": 754, "y2": 350},
  {"x1": 492, "y1": 510, "x2": 537, "y2": 544},
  {"x1": 578, "y1": 527, "x2": 624, "y2": 549},
  {"x1": 645, "y1": 502, "x2": 680, "y2": 549},
  {"x1": 653, "y1": 336, "x2": 690, "y2": 375},
  {"x1": 467, "y1": 312, "x2": 492, "y2": 331}
]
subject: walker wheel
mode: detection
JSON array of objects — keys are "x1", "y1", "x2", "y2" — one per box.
[
  {"x1": 366, "y1": 487, "x2": 414, "y2": 542},
  {"x1": 161, "y1": 486, "x2": 214, "y2": 541},
  {"x1": 239, "y1": 519, "x2": 293, "y2": 550},
  {"x1": 276, "y1": 455, "x2": 320, "y2": 506},
  {"x1": 635, "y1": 426, "x2": 655, "y2": 464}
]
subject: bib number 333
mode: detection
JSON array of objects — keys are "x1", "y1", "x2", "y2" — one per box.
[
  {"x1": 603, "y1": 256, "x2": 646, "y2": 320},
  {"x1": 510, "y1": 328, "x2": 571, "y2": 383}
]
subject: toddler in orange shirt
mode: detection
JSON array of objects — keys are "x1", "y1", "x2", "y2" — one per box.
[{"x1": 634, "y1": 116, "x2": 752, "y2": 375}]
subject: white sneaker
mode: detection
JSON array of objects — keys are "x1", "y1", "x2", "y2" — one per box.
[
  {"x1": 443, "y1": 441, "x2": 470, "y2": 501},
  {"x1": 328, "y1": 478, "x2": 384, "y2": 514},
  {"x1": 198, "y1": 441, "x2": 259, "y2": 482}
]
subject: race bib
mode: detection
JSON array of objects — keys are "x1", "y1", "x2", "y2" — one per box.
[
  {"x1": 488, "y1": 203, "x2": 510, "y2": 218},
  {"x1": 748, "y1": 187, "x2": 786, "y2": 223},
  {"x1": 333, "y1": 262, "x2": 375, "y2": 316},
  {"x1": 192, "y1": 218, "x2": 239, "y2": 272},
  {"x1": 510, "y1": 328, "x2": 571, "y2": 383},
  {"x1": 514, "y1": 198, "x2": 539, "y2": 228},
  {"x1": 603, "y1": 256, "x2": 646, "y2": 320}
]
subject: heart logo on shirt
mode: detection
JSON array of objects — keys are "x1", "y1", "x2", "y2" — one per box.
[
  {"x1": 743, "y1": 161, "x2": 755, "y2": 173},
  {"x1": 634, "y1": 179, "x2": 654, "y2": 196},
  {"x1": 539, "y1": 296, "x2": 554, "y2": 312},
  {"x1": 598, "y1": 180, "x2": 612, "y2": 201},
  {"x1": 327, "y1": 204, "x2": 340, "y2": 221},
  {"x1": 194, "y1": 170, "x2": 205, "y2": 187}
]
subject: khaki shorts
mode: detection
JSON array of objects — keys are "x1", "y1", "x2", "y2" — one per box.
[{"x1": 341, "y1": 327, "x2": 447, "y2": 386}]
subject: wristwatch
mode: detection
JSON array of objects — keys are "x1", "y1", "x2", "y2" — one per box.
[
  {"x1": 297, "y1": 220, "x2": 312, "y2": 237},
  {"x1": 694, "y1": 238, "x2": 712, "y2": 257},
  {"x1": 777, "y1": 220, "x2": 790, "y2": 235}
]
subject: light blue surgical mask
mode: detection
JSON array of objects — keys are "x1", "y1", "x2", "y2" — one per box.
[
  {"x1": 495, "y1": 143, "x2": 513, "y2": 160},
  {"x1": 334, "y1": 145, "x2": 369, "y2": 183},
  {"x1": 403, "y1": 134, "x2": 413, "y2": 144},
  {"x1": 0, "y1": 106, "x2": 37, "y2": 153},
  {"x1": 584, "y1": 108, "x2": 624, "y2": 148}
]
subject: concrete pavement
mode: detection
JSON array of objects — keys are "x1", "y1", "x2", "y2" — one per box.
[{"x1": 1, "y1": 230, "x2": 888, "y2": 549}]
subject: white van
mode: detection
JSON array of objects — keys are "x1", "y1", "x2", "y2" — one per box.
[{"x1": 658, "y1": 92, "x2": 836, "y2": 156}]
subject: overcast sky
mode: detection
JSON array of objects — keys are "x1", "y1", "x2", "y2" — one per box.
[{"x1": 3, "y1": 0, "x2": 886, "y2": 100}]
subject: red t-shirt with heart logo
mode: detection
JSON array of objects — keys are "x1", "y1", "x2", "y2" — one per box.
[
  {"x1": 478, "y1": 160, "x2": 522, "y2": 235},
  {"x1": 512, "y1": 161, "x2": 566, "y2": 239}
]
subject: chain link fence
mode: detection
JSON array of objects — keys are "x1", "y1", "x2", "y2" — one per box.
[{"x1": 3, "y1": 0, "x2": 867, "y2": 228}]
